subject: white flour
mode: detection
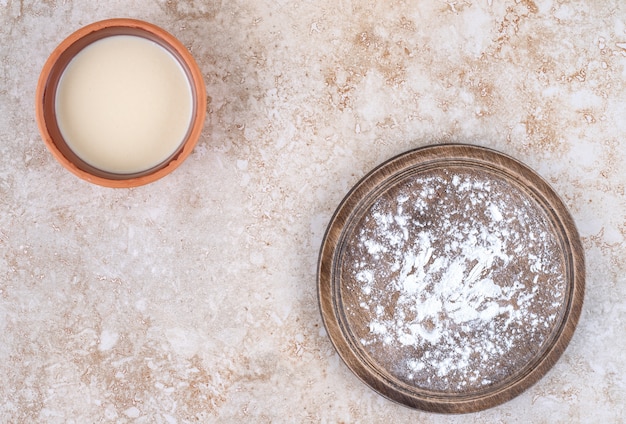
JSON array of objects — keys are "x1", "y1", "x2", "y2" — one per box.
[{"x1": 345, "y1": 170, "x2": 566, "y2": 392}]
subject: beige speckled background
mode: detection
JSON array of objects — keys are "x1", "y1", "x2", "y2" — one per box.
[{"x1": 1, "y1": 0, "x2": 625, "y2": 422}]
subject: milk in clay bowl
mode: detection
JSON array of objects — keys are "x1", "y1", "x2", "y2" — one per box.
[{"x1": 36, "y1": 19, "x2": 206, "y2": 187}]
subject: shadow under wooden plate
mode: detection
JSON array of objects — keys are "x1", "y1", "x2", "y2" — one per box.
[{"x1": 317, "y1": 144, "x2": 584, "y2": 413}]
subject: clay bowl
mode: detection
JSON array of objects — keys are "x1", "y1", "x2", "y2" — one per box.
[{"x1": 35, "y1": 18, "x2": 206, "y2": 188}]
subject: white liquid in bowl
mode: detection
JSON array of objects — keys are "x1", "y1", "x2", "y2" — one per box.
[{"x1": 55, "y1": 35, "x2": 193, "y2": 174}]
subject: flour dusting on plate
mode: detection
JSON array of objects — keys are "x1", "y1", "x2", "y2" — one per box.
[{"x1": 342, "y1": 168, "x2": 567, "y2": 393}]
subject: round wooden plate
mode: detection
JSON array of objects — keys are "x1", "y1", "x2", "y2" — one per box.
[{"x1": 317, "y1": 144, "x2": 584, "y2": 413}]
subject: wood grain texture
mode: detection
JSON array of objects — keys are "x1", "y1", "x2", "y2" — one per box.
[{"x1": 317, "y1": 144, "x2": 585, "y2": 413}]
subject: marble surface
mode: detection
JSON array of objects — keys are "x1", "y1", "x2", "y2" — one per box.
[{"x1": 1, "y1": 0, "x2": 625, "y2": 422}]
